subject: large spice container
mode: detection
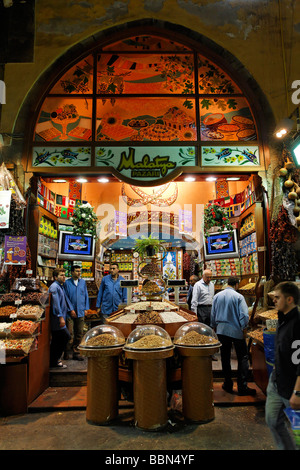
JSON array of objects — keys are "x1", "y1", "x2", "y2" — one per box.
[
  {"x1": 79, "y1": 325, "x2": 125, "y2": 425},
  {"x1": 124, "y1": 325, "x2": 174, "y2": 431},
  {"x1": 174, "y1": 322, "x2": 220, "y2": 423}
]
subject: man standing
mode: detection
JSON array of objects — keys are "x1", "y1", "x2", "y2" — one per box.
[
  {"x1": 96, "y1": 263, "x2": 127, "y2": 321},
  {"x1": 64, "y1": 264, "x2": 89, "y2": 361},
  {"x1": 265, "y1": 281, "x2": 300, "y2": 450},
  {"x1": 186, "y1": 274, "x2": 199, "y2": 310},
  {"x1": 210, "y1": 276, "x2": 256, "y2": 396},
  {"x1": 49, "y1": 268, "x2": 73, "y2": 369},
  {"x1": 191, "y1": 269, "x2": 214, "y2": 325}
]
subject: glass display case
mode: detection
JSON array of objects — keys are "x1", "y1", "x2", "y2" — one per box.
[
  {"x1": 80, "y1": 324, "x2": 125, "y2": 349},
  {"x1": 174, "y1": 321, "x2": 220, "y2": 347},
  {"x1": 124, "y1": 324, "x2": 173, "y2": 350}
]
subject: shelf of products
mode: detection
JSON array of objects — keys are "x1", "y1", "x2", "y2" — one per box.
[{"x1": 0, "y1": 277, "x2": 51, "y2": 415}]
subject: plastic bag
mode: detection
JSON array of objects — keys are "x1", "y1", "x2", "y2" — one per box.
[
  {"x1": 0, "y1": 163, "x2": 26, "y2": 209},
  {"x1": 263, "y1": 328, "x2": 276, "y2": 376},
  {"x1": 170, "y1": 389, "x2": 182, "y2": 412}
]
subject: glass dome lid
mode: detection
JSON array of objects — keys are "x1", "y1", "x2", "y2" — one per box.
[
  {"x1": 80, "y1": 324, "x2": 125, "y2": 349},
  {"x1": 173, "y1": 322, "x2": 220, "y2": 347},
  {"x1": 125, "y1": 325, "x2": 173, "y2": 350}
]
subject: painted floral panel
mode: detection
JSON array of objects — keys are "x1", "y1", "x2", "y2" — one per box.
[
  {"x1": 102, "y1": 36, "x2": 191, "y2": 52},
  {"x1": 199, "y1": 97, "x2": 257, "y2": 141},
  {"x1": 198, "y1": 54, "x2": 241, "y2": 94},
  {"x1": 201, "y1": 146, "x2": 260, "y2": 166},
  {"x1": 32, "y1": 146, "x2": 91, "y2": 168},
  {"x1": 96, "y1": 98, "x2": 196, "y2": 142},
  {"x1": 97, "y1": 53, "x2": 194, "y2": 95},
  {"x1": 49, "y1": 56, "x2": 94, "y2": 94},
  {"x1": 34, "y1": 98, "x2": 93, "y2": 141}
]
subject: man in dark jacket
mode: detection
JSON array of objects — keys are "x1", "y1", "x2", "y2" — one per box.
[
  {"x1": 265, "y1": 281, "x2": 300, "y2": 450},
  {"x1": 186, "y1": 274, "x2": 199, "y2": 310}
]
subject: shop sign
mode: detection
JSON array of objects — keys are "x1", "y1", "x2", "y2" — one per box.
[
  {"x1": 201, "y1": 146, "x2": 260, "y2": 167},
  {"x1": 32, "y1": 147, "x2": 91, "y2": 167},
  {"x1": 4, "y1": 235, "x2": 27, "y2": 265},
  {"x1": 0, "y1": 191, "x2": 11, "y2": 229},
  {"x1": 96, "y1": 146, "x2": 196, "y2": 182}
]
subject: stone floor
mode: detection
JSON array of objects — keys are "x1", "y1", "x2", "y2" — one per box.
[{"x1": 0, "y1": 350, "x2": 281, "y2": 453}]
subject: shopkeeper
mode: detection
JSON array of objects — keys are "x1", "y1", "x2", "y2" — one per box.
[
  {"x1": 96, "y1": 262, "x2": 127, "y2": 321},
  {"x1": 63, "y1": 264, "x2": 90, "y2": 361}
]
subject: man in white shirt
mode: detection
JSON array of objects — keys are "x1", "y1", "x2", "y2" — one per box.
[{"x1": 191, "y1": 269, "x2": 214, "y2": 326}]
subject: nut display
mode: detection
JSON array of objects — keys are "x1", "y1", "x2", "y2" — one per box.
[
  {"x1": 128, "y1": 334, "x2": 172, "y2": 349},
  {"x1": 84, "y1": 333, "x2": 123, "y2": 347},
  {"x1": 0, "y1": 293, "x2": 21, "y2": 302},
  {"x1": 17, "y1": 304, "x2": 44, "y2": 320},
  {"x1": 142, "y1": 281, "x2": 162, "y2": 294},
  {"x1": 174, "y1": 330, "x2": 219, "y2": 346},
  {"x1": 12, "y1": 278, "x2": 41, "y2": 292}
]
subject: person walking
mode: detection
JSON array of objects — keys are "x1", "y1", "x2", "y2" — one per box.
[
  {"x1": 64, "y1": 264, "x2": 89, "y2": 361},
  {"x1": 186, "y1": 274, "x2": 199, "y2": 310},
  {"x1": 191, "y1": 269, "x2": 214, "y2": 325},
  {"x1": 210, "y1": 276, "x2": 256, "y2": 396},
  {"x1": 49, "y1": 268, "x2": 73, "y2": 369},
  {"x1": 265, "y1": 281, "x2": 300, "y2": 450},
  {"x1": 96, "y1": 263, "x2": 127, "y2": 321}
]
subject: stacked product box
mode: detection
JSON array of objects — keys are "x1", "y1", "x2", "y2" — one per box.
[
  {"x1": 240, "y1": 252, "x2": 259, "y2": 275},
  {"x1": 205, "y1": 258, "x2": 241, "y2": 277},
  {"x1": 240, "y1": 213, "x2": 255, "y2": 238},
  {"x1": 239, "y1": 232, "x2": 257, "y2": 257}
]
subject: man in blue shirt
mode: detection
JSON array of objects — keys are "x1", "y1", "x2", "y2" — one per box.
[
  {"x1": 49, "y1": 268, "x2": 73, "y2": 368},
  {"x1": 64, "y1": 265, "x2": 89, "y2": 361},
  {"x1": 211, "y1": 276, "x2": 256, "y2": 396},
  {"x1": 96, "y1": 263, "x2": 127, "y2": 321}
]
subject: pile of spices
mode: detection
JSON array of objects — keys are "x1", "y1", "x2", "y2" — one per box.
[
  {"x1": 175, "y1": 330, "x2": 219, "y2": 346},
  {"x1": 130, "y1": 334, "x2": 172, "y2": 349}
]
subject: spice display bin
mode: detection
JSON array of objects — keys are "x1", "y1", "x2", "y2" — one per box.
[
  {"x1": 79, "y1": 325, "x2": 125, "y2": 425},
  {"x1": 174, "y1": 323, "x2": 221, "y2": 423},
  {"x1": 124, "y1": 325, "x2": 174, "y2": 431}
]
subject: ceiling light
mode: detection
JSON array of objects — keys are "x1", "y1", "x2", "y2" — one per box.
[
  {"x1": 184, "y1": 176, "x2": 196, "y2": 182},
  {"x1": 226, "y1": 177, "x2": 240, "y2": 181},
  {"x1": 53, "y1": 179, "x2": 67, "y2": 183},
  {"x1": 98, "y1": 177, "x2": 109, "y2": 183},
  {"x1": 274, "y1": 118, "x2": 294, "y2": 138},
  {"x1": 206, "y1": 177, "x2": 217, "y2": 182},
  {"x1": 76, "y1": 178, "x2": 88, "y2": 183}
]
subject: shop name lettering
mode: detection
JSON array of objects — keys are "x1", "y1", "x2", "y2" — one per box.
[{"x1": 117, "y1": 148, "x2": 176, "y2": 178}]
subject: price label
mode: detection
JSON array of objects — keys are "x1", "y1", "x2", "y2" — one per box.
[
  {"x1": 10, "y1": 313, "x2": 17, "y2": 319},
  {"x1": 15, "y1": 299, "x2": 22, "y2": 305},
  {"x1": 19, "y1": 286, "x2": 26, "y2": 292}
]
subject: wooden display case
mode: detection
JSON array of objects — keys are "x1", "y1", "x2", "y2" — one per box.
[{"x1": 0, "y1": 304, "x2": 51, "y2": 416}]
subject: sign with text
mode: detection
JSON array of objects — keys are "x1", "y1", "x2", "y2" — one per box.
[
  {"x1": 96, "y1": 146, "x2": 196, "y2": 183},
  {"x1": 4, "y1": 236, "x2": 27, "y2": 265}
]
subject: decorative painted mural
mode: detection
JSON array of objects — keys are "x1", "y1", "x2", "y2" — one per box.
[
  {"x1": 49, "y1": 56, "x2": 94, "y2": 95},
  {"x1": 198, "y1": 54, "x2": 241, "y2": 94},
  {"x1": 34, "y1": 98, "x2": 92, "y2": 141},
  {"x1": 102, "y1": 36, "x2": 191, "y2": 52},
  {"x1": 97, "y1": 53, "x2": 195, "y2": 98},
  {"x1": 96, "y1": 99, "x2": 196, "y2": 141},
  {"x1": 32, "y1": 147, "x2": 91, "y2": 167},
  {"x1": 201, "y1": 146, "x2": 259, "y2": 166},
  {"x1": 200, "y1": 97, "x2": 256, "y2": 141}
]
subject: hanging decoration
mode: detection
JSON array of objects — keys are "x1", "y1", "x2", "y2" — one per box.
[
  {"x1": 203, "y1": 202, "x2": 233, "y2": 238},
  {"x1": 121, "y1": 183, "x2": 178, "y2": 207},
  {"x1": 70, "y1": 203, "x2": 98, "y2": 241}
]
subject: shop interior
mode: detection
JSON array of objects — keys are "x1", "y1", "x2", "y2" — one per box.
[{"x1": 28, "y1": 172, "x2": 265, "y2": 308}]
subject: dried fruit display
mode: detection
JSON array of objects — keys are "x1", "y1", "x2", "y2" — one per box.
[
  {"x1": 0, "y1": 305, "x2": 17, "y2": 317},
  {"x1": 10, "y1": 320, "x2": 38, "y2": 337},
  {"x1": 1, "y1": 338, "x2": 34, "y2": 355},
  {"x1": 17, "y1": 304, "x2": 44, "y2": 320},
  {"x1": 247, "y1": 328, "x2": 264, "y2": 344}
]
